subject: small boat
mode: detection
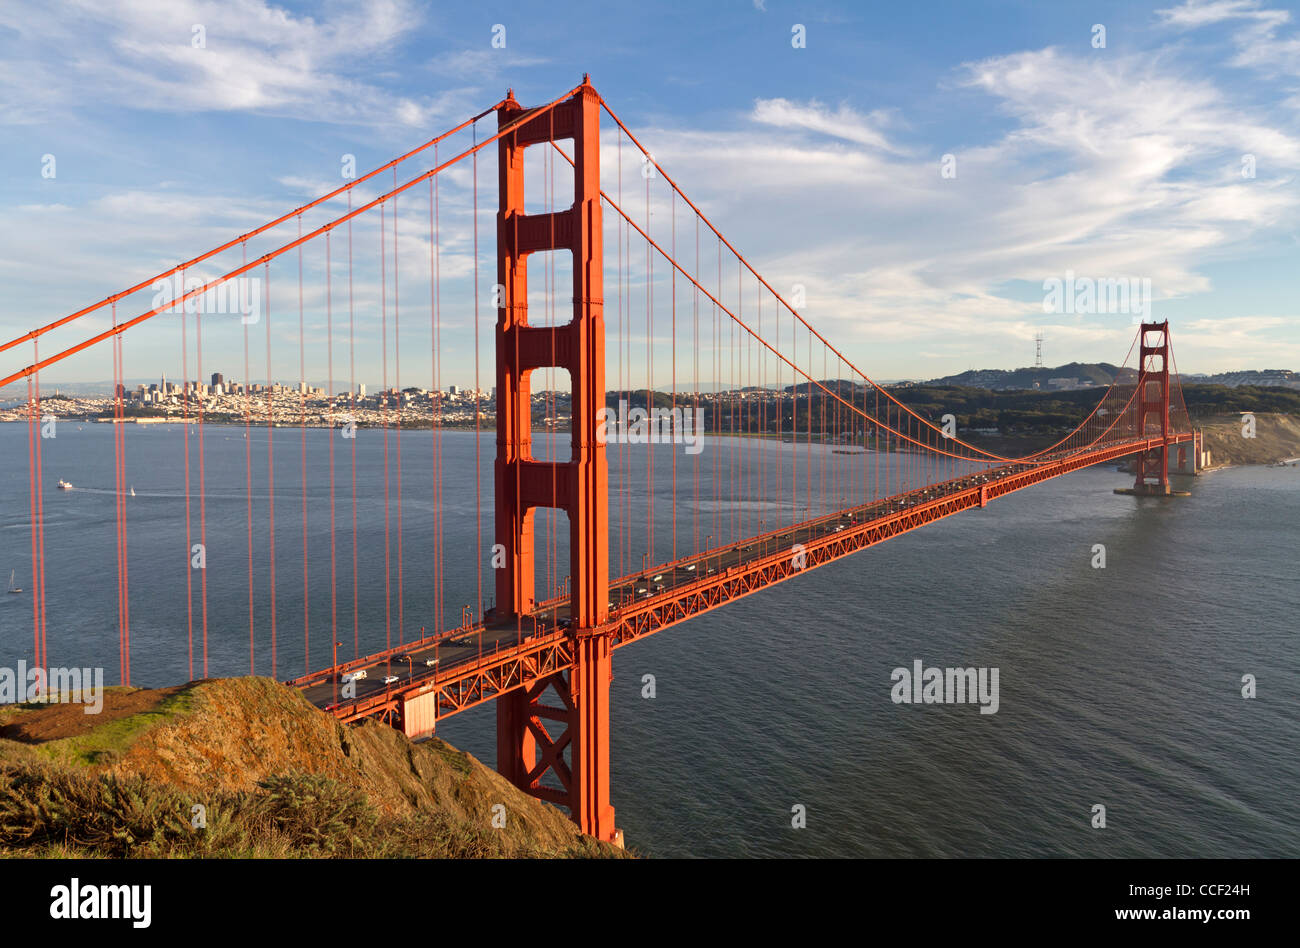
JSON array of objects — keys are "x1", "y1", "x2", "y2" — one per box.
[
  {"x1": 130, "y1": 486, "x2": 136, "y2": 497},
  {"x1": 7, "y1": 570, "x2": 20, "y2": 594},
  {"x1": 57, "y1": 479, "x2": 72, "y2": 490}
]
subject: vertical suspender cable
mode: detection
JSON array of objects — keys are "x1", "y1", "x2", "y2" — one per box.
[{"x1": 265, "y1": 263, "x2": 278, "y2": 676}]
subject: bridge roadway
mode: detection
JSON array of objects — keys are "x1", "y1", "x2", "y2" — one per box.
[{"x1": 290, "y1": 433, "x2": 1192, "y2": 733}]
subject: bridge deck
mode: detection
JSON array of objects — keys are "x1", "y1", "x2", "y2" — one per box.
[{"x1": 290, "y1": 434, "x2": 1192, "y2": 732}]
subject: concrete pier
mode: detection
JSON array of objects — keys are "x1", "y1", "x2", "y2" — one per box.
[{"x1": 1114, "y1": 483, "x2": 1191, "y2": 497}]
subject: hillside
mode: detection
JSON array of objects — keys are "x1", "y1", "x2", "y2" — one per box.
[
  {"x1": 885, "y1": 384, "x2": 1300, "y2": 449},
  {"x1": 0, "y1": 677, "x2": 624, "y2": 858},
  {"x1": 927, "y1": 362, "x2": 1121, "y2": 390},
  {"x1": 925, "y1": 364, "x2": 1300, "y2": 392},
  {"x1": 1196, "y1": 412, "x2": 1300, "y2": 468}
]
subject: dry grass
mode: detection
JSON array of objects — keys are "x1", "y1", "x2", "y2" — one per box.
[{"x1": 0, "y1": 678, "x2": 626, "y2": 859}]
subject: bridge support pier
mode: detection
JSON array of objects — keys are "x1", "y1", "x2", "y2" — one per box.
[
  {"x1": 493, "y1": 79, "x2": 619, "y2": 845},
  {"x1": 496, "y1": 633, "x2": 617, "y2": 844},
  {"x1": 1175, "y1": 429, "x2": 1202, "y2": 475}
]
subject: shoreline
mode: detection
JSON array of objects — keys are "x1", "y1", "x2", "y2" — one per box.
[{"x1": 5, "y1": 415, "x2": 1298, "y2": 473}]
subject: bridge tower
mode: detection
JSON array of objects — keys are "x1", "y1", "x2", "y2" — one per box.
[
  {"x1": 1133, "y1": 321, "x2": 1171, "y2": 495},
  {"x1": 493, "y1": 79, "x2": 618, "y2": 843}
]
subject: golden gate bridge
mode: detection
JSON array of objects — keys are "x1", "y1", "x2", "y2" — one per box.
[{"x1": 0, "y1": 78, "x2": 1198, "y2": 845}]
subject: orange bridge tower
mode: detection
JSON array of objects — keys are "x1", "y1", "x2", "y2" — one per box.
[
  {"x1": 1133, "y1": 321, "x2": 1172, "y2": 495},
  {"x1": 493, "y1": 79, "x2": 617, "y2": 843}
]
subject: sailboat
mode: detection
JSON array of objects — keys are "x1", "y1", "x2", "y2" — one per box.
[
  {"x1": 130, "y1": 486, "x2": 136, "y2": 497},
  {"x1": 7, "y1": 570, "x2": 21, "y2": 595}
]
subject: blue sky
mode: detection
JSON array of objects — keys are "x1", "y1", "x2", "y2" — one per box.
[{"x1": 1, "y1": 0, "x2": 1298, "y2": 391}]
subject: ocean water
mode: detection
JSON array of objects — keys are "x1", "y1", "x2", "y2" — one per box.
[{"x1": 1, "y1": 422, "x2": 1296, "y2": 857}]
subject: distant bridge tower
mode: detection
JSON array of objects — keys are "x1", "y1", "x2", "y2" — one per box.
[
  {"x1": 493, "y1": 78, "x2": 618, "y2": 843},
  {"x1": 1034, "y1": 332, "x2": 1044, "y2": 368},
  {"x1": 1132, "y1": 321, "x2": 1171, "y2": 495}
]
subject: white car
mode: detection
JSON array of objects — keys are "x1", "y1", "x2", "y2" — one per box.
[
  {"x1": 341, "y1": 669, "x2": 366, "y2": 683},
  {"x1": 383, "y1": 675, "x2": 399, "y2": 685},
  {"x1": 424, "y1": 658, "x2": 439, "y2": 667}
]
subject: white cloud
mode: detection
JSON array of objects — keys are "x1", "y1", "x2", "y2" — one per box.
[
  {"x1": 425, "y1": 49, "x2": 551, "y2": 83},
  {"x1": 606, "y1": 44, "x2": 1300, "y2": 374},
  {"x1": 1157, "y1": 0, "x2": 1300, "y2": 78},
  {"x1": 752, "y1": 98, "x2": 908, "y2": 154},
  {"x1": 0, "y1": 0, "x2": 471, "y2": 127},
  {"x1": 1180, "y1": 315, "x2": 1300, "y2": 363},
  {"x1": 1155, "y1": 0, "x2": 1288, "y2": 29}
]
